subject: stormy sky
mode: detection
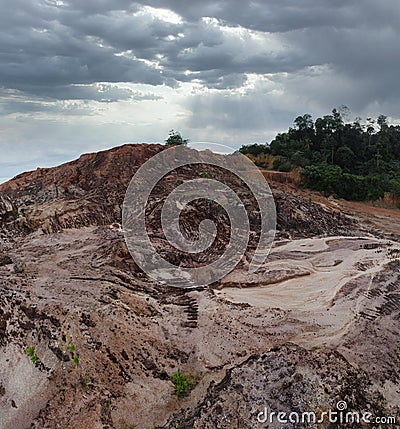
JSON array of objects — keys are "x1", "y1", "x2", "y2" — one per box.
[{"x1": 1, "y1": 0, "x2": 400, "y2": 182}]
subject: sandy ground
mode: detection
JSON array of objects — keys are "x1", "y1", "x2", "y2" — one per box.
[
  {"x1": 1, "y1": 227, "x2": 399, "y2": 428},
  {"x1": 216, "y1": 236, "x2": 399, "y2": 348},
  {"x1": 217, "y1": 236, "x2": 392, "y2": 309}
]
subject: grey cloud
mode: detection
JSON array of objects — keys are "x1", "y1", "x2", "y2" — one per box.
[
  {"x1": 0, "y1": 99, "x2": 57, "y2": 115},
  {"x1": 201, "y1": 73, "x2": 247, "y2": 90},
  {"x1": 186, "y1": 85, "x2": 298, "y2": 134},
  {"x1": 1, "y1": 0, "x2": 346, "y2": 99},
  {"x1": 6, "y1": 84, "x2": 161, "y2": 103},
  {"x1": 0, "y1": 37, "x2": 166, "y2": 91},
  {"x1": 277, "y1": 11, "x2": 400, "y2": 112},
  {"x1": 0, "y1": 1, "x2": 169, "y2": 100},
  {"x1": 144, "y1": 0, "x2": 398, "y2": 33},
  {"x1": 3, "y1": 0, "x2": 397, "y2": 101},
  {"x1": 1, "y1": 0, "x2": 400, "y2": 183}
]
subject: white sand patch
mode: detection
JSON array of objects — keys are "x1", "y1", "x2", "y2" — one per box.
[{"x1": 217, "y1": 237, "x2": 394, "y2": 311}]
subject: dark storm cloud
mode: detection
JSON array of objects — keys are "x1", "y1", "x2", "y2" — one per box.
[
  {"x1": 2, "y1": 0, "x2": 399, "y2": 103},
  {"x1": 143, "y1": 0, "x2": 400, "y2": 110},
  {"x1": 145, "y1": 0, "x2": 399, "y2": 33},
  {"x1": 2, "y1": 84, "x2": 160, "y2": 104},
  {"x1": 0, "y1": 0, "x2": 167, "y2": 101},
  {"x1": 144, "y1": 0, "x2": 351, "y2": 31},
  {"x1": 0, "y1": 0, "x2": 399, "y2": 159},
  {"x1": 0, "y1": 0, "x2": 347, "y2": 99}
]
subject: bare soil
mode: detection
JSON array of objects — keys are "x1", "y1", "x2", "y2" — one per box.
[{"x1": 0, "y1": 146, "x2": 399, "y2": 428}]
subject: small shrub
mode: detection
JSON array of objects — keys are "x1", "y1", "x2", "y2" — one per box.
[
  {"x1": 165, "y1": 130, "x2": 188, "y2": 146},
  {"x1": 200, "y1": 171, "x2": 211, "y2": 179},
  {"x1": 72, "y1": 354, "x2": 79, "y2": 368},
  {"x1": 27, "y1": 346, "x2": 40, "y2": 364},
  {"x1": 171, "y1": 368, "x2": 196, "y2": 398}
]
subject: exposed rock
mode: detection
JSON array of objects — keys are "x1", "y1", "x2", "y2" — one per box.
[
  {"x1": 165, "y1": 344, "x2": 389, "y2": 429},
  {"x1": 0, "y1": 144, "x2": 359, "y2": 247},
  {"x1": 0, "y1": 144, "x2": 165, "y2": 235},
  {"x1": 0, "y1": 255, "x2": 12, "y2": 266},
  {"x1": 0, "y1": 144, "x2": 399, "y2": 429},
  {"x1": 272, "y1": 187, "x2": 357, "y2": 238}
]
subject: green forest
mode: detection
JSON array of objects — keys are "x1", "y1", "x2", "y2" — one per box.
[{"x1": 239, "y1": 108, "x2": 400, "y2": 202}]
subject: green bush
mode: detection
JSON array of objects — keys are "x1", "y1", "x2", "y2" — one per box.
[
  {"x1": 302, "y1": 163, "x2": 342, "y2": 194},
  {"x1": 336, "y1": 173, "x2": 367, "y2": 201},
  {"x1": 27, "y1": 346, "x2": 40, "y2": 364},
  {"x1": 239, "y1": 143, "x2": 270, "y2": 156},
  {"x1": 171, "y1": 369, "x2": 195, "y2": 398},
  {"x1": 72, "y1": 354, "x2": 79, "y2": 368},
  {"x1": 273, "y1": 156, "x2": 292, "y2": 172},
  {"x1": 389, "y1": 178, "x2": 400, "y2": 197},
  {"x1": 365, "y1": 175, "x2": 387, "y2": 200}
]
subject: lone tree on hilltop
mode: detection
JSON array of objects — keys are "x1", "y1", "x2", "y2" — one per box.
[{"x1": 165, "y1": 130, "x2": 189, "y2": 146}]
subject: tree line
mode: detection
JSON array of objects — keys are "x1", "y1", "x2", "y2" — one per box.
[{"x1": 239, "y1": 108, "x2": 400, "y2": 202}]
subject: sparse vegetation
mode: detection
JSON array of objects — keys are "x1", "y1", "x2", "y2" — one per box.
[
  {"x1": 171, "y1": 368, "x2": 196, "y2": 398},
  {"x1": 81, "y1": 373, "x2": 92, "y2": 389},
  {"x1": 239, "y1": 143, "x2": 269, "y2": 156},
  {"x1": 68, "y1": 343, "x2": 79, "y2": 367},
  {"x1": 72, "y1": 354, "x2": 79, "y2": 368},
  {"x1": 27, "y1": 346, "x2": 40, "y2": 364}
]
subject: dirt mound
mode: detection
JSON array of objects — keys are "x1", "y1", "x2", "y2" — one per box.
[
  {"x1": 0, "y1": 144, "x2": 358, "y2": 241},
  {"x1": 0, "y1": 144, "x2": 165, "y2": 234}
]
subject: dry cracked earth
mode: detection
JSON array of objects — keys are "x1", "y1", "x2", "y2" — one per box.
[{"x1": 0, "y1": 144, "x2": 399, "y2": 428}]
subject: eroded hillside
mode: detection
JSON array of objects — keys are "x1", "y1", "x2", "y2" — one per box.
[{"x1": 0, "y1": 144, "x2": 399, "y2": 428}]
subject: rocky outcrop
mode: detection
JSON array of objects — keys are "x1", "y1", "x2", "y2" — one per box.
[
  {"x1": 0, "y1": 196, "x2": 17, "y2": 226},
  {"x1": 273, "y1": 188, "x2": 356, "y2": 238},
  {"x1": 0, "y1": 144, "x2": 359, "y2": 240},
  {"x1": 0, "y1": 144, "x2": 165, "y2": 234},
  {"x1": 165, "y1": 344, "x2": 390, "y2": 429}
]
